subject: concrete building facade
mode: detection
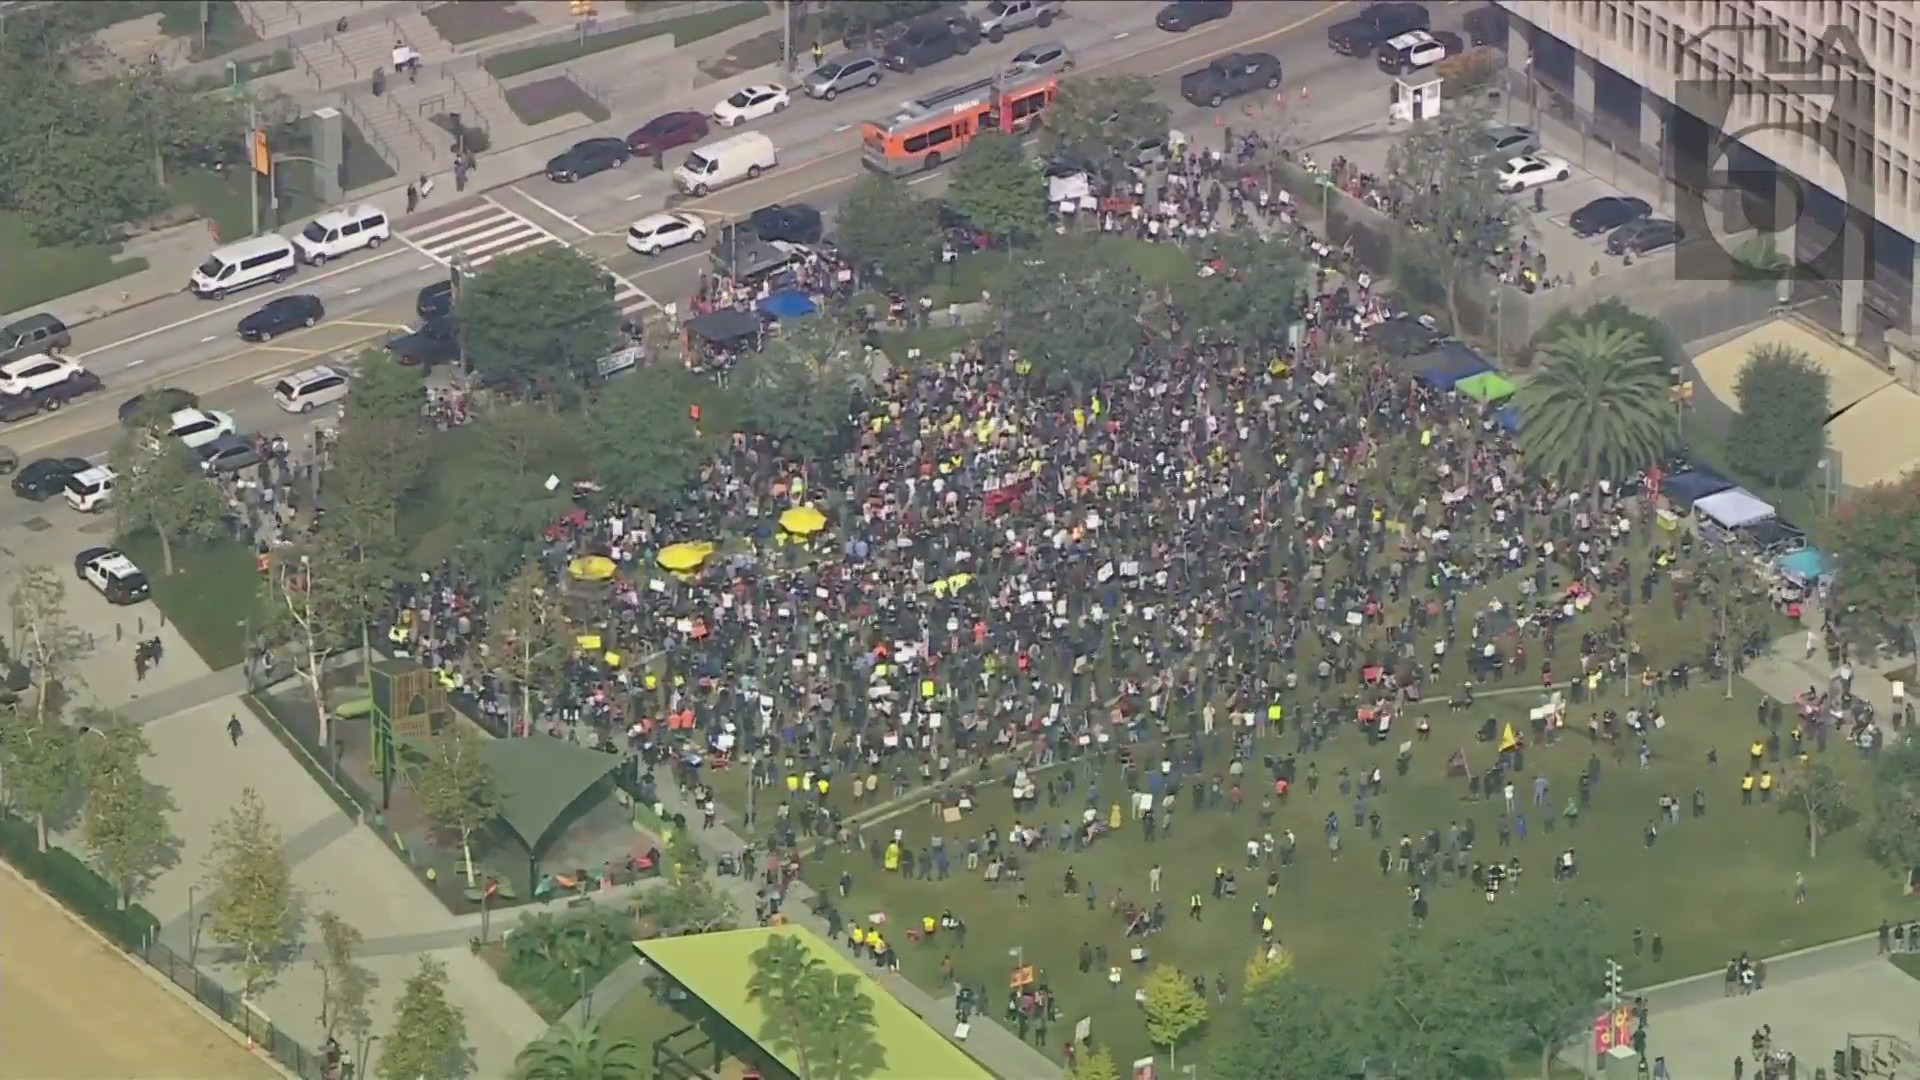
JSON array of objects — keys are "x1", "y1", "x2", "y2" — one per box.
[{"x1": 1496, "y1": 1, "x2": 1920, "y2": 342}]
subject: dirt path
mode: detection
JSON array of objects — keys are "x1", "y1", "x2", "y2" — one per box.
[{"x1": 0, "y1": 869, "x2": 279, "y2": 1080}]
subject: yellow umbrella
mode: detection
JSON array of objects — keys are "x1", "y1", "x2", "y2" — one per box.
[
  {"x1": 779, "y1": 505, "x2": 828, "y2": 536},
  {"x1": 567, "y1": 555, "x2": 617, "y2": 582},
  {"x1": 657, "y1": 541, "x2": 716, "y2": 572}
]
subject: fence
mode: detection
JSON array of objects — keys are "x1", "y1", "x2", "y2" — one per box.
[{"x1": 140, "y1": 938, "x2": 329, "y2": 1079}]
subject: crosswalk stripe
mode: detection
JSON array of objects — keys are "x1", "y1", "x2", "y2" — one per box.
[{"x1": 402, "y1": 202, "x2": 663, "y2": 317}]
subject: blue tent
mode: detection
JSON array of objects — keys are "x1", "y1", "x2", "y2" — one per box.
[
  {"x1": 1413, "y1": 342, "x2": 1494, "y2": 389},
  {"x1": 1662, "y1": 468, "x2": 1733, "y2": 508},
  {"x1": 1496, "y1": 405, "x2": 1520, "y2": 432},
  {"x1": 758, "y1": 290, "x2": 816, "y2": 320},
  {"x1": 1776, "y1": 548, "x2": 1828, "y2": 582}
]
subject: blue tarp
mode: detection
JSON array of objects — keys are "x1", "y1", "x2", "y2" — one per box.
[
  {"x1": 757, "y1": 290, "x2": 816, "y2": 320},
  {"x1": 1662, "y1": 468, "x2": 1734, "y2": 507},
  {"x1": 1776, "y1": 548, "x2": 1828, "y2": 581},
  {"x1": 1413, "y1": 341, "x2": 1494, "y2": 389},
  {"x1": 1496, "y1": 405, "x2": 1520, "y2": 432}
]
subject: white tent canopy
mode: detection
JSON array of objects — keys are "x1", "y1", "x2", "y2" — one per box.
[{"x1": 1695, "y1": 487, "x2": 1776, "y2": 529}]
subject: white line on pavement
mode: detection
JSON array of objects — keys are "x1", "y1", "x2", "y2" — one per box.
[
  {"x1": 199, "y1": 334, "x2": 218, "y2": 343},
  {"x1": 344, "y1": 286, "x2": 363, "y2": 295},
  {"x1": 508, "y1": 187, "x2": 595, "y2": 238},
  {"x1": 73, "y1": 248, "x2": 404, "y2": 361},
  {"x1": 124, "y1": 358, "x2": 145, "y2": 366}
]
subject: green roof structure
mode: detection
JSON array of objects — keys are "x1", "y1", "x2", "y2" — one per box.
[
  {"x1": 476, "y1": 737, "x2": 626, "y2": 857},
  {"x1": 634, "y1": 926, "x2": 993, "y2": 1080}
]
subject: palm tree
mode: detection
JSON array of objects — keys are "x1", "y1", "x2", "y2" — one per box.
[
  {"x1": 1515, "y1": 320, "x2": 1673, "y2": 492},
  {"x1": 746, "y1": 932, "x2": 825, "y2": 1078},
  {"x1": 805, "y1": 972, "x2": 887, "y2": 1080},
  {"x1": 514, "y1": 1020, "x2": 645, "y2": 1080}
]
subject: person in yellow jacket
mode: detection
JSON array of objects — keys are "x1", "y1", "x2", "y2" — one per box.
[
  {"x1": 1758, "y1": 770, "x2": 1774, "y2": 802},
  {"x1": 1740, "y1": 772, "x2": 1755, "y2": 805}
]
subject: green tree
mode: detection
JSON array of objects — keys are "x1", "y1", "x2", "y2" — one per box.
[
  {"x1": 456, "y1": 246, "x2": 619, "y2": 388},
  {"x1": 1172, "y1": 228, "x2": 1302, "y2": 345},
  {"x1": 1141, "y1": 963, "x2": 1208, "y2": 1071},
  {"x1": 204, "y1": 787, "x2": 300, "y2": 998},
  {"x1": 417, "y1": 727, "x2": 501, "y2": 886},
  {"x1": 471, "y1": 401, "x2": 579, "y2": 482},
  {"x1": 314, "y1": 909, "x2": 376, "y2": 1047},
  {"x1": 634, "y1": 873, "x2": 739, "y2": 936},
  {"x1": 585, "y1": 366, "x2": 715, "y2": 506},
  {"x1": 444, "y1": 467, "x2": 570, "y2": 584},
  {"x1": 0, "y1": 702, "x2": 79, "y2": 851},
  {"x1": 735, "y1": 322, "x2": 864, "y2": 461},
  {"x1": 1514, "y1": 320, "x2": 1672, "y2": 492},
  {"x1": 1830, "y1": 474, "x2": 1920, "y2": 643},
  {"x1": 1728, "y1": 343, "x2": 1830, "y2": 487},
  {"x1": 836, "y1": 175, "x2": 942, "y2": 287},
  {"x1": 804, "y1": 972, "x2": 887, "y2": 1080},
  {"x1": 1384, "y1": 96, "x2": 1519, "y2": 332},
  {"x1": 1784, "y1": 759, "x2": 1857, "y2": 860},
  {"x1": 1209, "y1": 975, "x2": 1365, "y2": 1080},
  {"x1": 946, "y1": 130, "x2": 1047, "y2": 247},
  {"x1": 110, "y1": 432, "x2": 227, "y2": 576},
  {"x1": 999, "y1": 237, "x2": 1146, "y2": 392},
  {"x1": 1043, "y1": 75, "x2": 1170, "y2": 174},
  {"x1": 1241, "y1": 943, "x2": 1294, "y2": 993},
  {"x1": 7, "y1": 564, "x2": 92, "y2": 719},
  {"x1": 76, "y1": 710, "x2": 177, "y2": 910},
  {"x1": 344, "y1": 349, "x2": 431, "y2": 426},
  {"x1": 747, "y1": 932, "x2": 826, "y2": 1079},
  {"x1": 1867, "y1": 740, "x2": 1920, "y2": 877},
  {"x1": 515, "y1": 1019, "x2": 646, "y2": 1080},
  {"x1": 1363, "y1": 927, "x2": 1508, "y2": 1080},
  {"x1": 489, "y1": 565, "x2": 571, "y2": 735},
  {"x1": 263, "y1": 552, "x2": 351, "y2": 744},
  {"x1": 1479, "y1": 902, "x2": 1607, "y2": 1080},
  {"x1": 378, "y1": 955, "x2": 468, "y2": 1080},
  {"x1": 1069, "y1": 1045, "x2": 1121, "y2": 1080}
]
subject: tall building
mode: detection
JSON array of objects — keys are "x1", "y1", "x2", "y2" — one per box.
[{"x1": 1496, "y1": 1, "x2": 1920, "y2": 340}]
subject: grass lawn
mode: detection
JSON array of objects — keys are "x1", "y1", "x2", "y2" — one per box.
[
  {"x1": 483, "y1": 2, "x2": 768, "y2": 79},
  {"x1": 117, "y1": 532, "x2": 263, "y2": 670},
  {"x1": 1894, "y1": 953, "x2": 1920, "y2": 981},
  {"x1": 0, "y1": 213, "x2": 149, "y2": 315},
  {"x1": 153, "y1": 0, "x2": 258, "y2": 59}
]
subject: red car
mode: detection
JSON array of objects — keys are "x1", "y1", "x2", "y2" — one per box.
[{"x1": 627, "y1": 111, "x2": 710, "y2": 157}]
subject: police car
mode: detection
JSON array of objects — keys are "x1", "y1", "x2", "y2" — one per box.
[
  {"x1": 75, "y1": 547, "x2": 151, "y2": 605},
  {"x1": 1376, "y1": 29, "x2": 1457, "y2": 74}
]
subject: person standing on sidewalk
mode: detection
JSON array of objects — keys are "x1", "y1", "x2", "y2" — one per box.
[{"x1": 227, "y1": 714, "x2": 243, "y2": 746}]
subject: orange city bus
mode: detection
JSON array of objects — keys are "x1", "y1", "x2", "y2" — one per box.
[{"x1": 859, "y1": 72, "x2": 1058, "y2": 175}]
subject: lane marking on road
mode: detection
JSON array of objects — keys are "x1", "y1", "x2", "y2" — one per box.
[
  {"x1": 332, "y1": 319, "x2": 412, "y2": 331},
  {"x1": 124, "y1": 358, "x2": 146, "y2": 367},
  {"x1": 402, "y1": 200, "x2": 560, "y2": 269},
  {"x1": 834, "y1": 123, "x2": 853, "y2": 132},
  {"x1": 344, "y1": 286, "x2": 363, "y2": 295},
  {"x1": 510, "y1": 186, "x2": 597, "y2": 238},
  {"x1": 73, "y1": 248, "x2": 406, "y2": 362},
  {"x1": 1114, "y1": 31, "x2": 1130, "y2": 40},
  {"x1": 253, "y1": 344, "x2": 320, "y2": 355},
  {"x1": 198, "y1": 334, "x2": 218, "y2": 343}
]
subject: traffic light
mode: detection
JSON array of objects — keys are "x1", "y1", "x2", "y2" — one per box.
[
  {"x1": 1603, "y1": 959, "x2": 1623, "y2": 1000},
  {"x1": 570, "y1": 0, "x2": 595, "y2": 15},
  {"x1": 249, "y1": 128, "x2": 270, "y2": 176}
]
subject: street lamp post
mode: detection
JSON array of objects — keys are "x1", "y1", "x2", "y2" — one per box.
[{"x1": 187, "y1": 884, "x2": 198, "y2": 962}]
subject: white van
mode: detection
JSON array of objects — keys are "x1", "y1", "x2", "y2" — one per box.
[
  {"x1": 292, "y1": 204, "x2": 390, "y2": 265},
  {"x1": 65, "y1": 466, "x2": 116, "y2": 513},
  {"x1": 674, "y1": 131, "x2": 777, "y2": 197},
  {"x1": 272, "y1": 364, "x2": 351, "y2": 414},
  {"x1": 190, "y1": 235, "x2": 297, "y2": 300}
]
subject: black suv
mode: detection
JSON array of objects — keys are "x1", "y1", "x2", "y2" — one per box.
[
  {"x1": 882, "y1": 15, "x2": 978, "y2": 73},
  {"x1": 750, "y1": 203, "x2": 824, "y2": 244},
  {"x1": 1328, "y1": 2, "x2": 1429, "y2": 55},
  {"x1": 387, "y1": 316, "x2": 461, "y2": 369},
  {"x1": 546, "y1": 137, "x2": 631, "y2": 182}
]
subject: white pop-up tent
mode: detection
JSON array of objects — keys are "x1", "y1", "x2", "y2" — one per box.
[{"x1": 1695, "y1": 487, "x2": 1776, "y2": 530}]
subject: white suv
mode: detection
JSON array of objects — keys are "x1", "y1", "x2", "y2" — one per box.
[
  {"x1": 627, "y1": 212, "x2": 708, "y2": 256},
  {"x1": 157, "y1": 407, "x2": 238, "y2": 450},
  {"x1": 0, "y1": 353, "x2": 85, "y2": 396}
]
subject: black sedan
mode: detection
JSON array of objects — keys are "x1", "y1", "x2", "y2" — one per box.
[
  {"x1": 238, "y1": 294, "x2": 324, "y2": 342},
  {"x1": 750, "y1": 203, "x2": 823, "y2": 244},
  {"x1": 1568, "y1": 195, "x2": 1652, "y2": 238},
  {"x1": 197, "y1": 433, "x2": 263, "y2": 475},
  {"x1": 116, "y1": 386, "x2": 198, "y2": 426},
  {"x1": 11, "y1": 456, "x2": 91, "y2": 500},
  {"x1": 387, "y1": 316, "x2": 461, "y2": 369},
  {"x1": 0, "y1": 370, "x2": 103, "y2": 422},
  {"x1": 417, "y1": 280, "x2": 454, "y2": 320},
  {"x1": 546, "y1": 137, "x2": 630, "y2": 183},
  {"x1": 1607, "y1": 217, "x2": 1685, "y2": 256},
  {"x1": 1157, "y1": 0, "x2": 1232, "y2": 32}
]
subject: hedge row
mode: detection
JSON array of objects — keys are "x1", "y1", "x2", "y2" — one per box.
[{"x1": 0, "y1": 812, "x2": 162, "y2": 952}]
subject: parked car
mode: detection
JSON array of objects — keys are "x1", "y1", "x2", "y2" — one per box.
[
  {"x1": 156, "y1": 407, "x2": 237, "y2": 450},
  {"x1": 196, "y1": 434, "x2": 264, "y2": 475},
  {"x1": 1156, "y1": 0, "x2": 1232, "y2": 32},
  {"x1": 627, "y1": 212, "x2": 709, "y2": 256},
  {"x1": 1180, "y1": 51, "x2": 1282, "y2": 108},
  {"x1": 1463, "y1": 3, "x2": 1507, "y2": 46},
  {"x1": 0, "y1": 369, "x2": 103, "y2": 421},
  {"x1": 1606, "y1": 217, "x2": 1685, "y2": 255},
  {"x1": 1376, "y1": 28, "x2": 1461, "y2": 74},
  {"x1": 10, "y1": 456, "x2": 91, "y2": 500},
  {"x1": 0, "y1": 312, "x2": 71, "y2": 365},
  {"x1": 749, "y1": 203, "x2": 823, "y2": 244},
  {"x1": 804, "y1": 53, "x2": 883, "y2": 100},
  {"x1": 1569, "y1": 195, "x2": 1652, "y2": 237},
  {"x1": 1005, "y1": 40, "x2": 1073, "y2": 77},
  {"x1": 712, "y1": 83, "x2": 791, "y2": 126},
  {"x1": 1481, "y1": 124, "x2": 1540, "y2": 158},
  {"x1": 1327, "y1": 1, "x2": 1428, "y2": 55},
  {"x1": 0, "y1": 353, "x2": 85, "y2": 397},
  {"x1": 386, "y1": 317, "x2": 461, "y2": 369},
  {"x1": 545, "y1": 137, "x2": 630, "y2": 182},
  {"x1": 417, "y1": 280, "x2": 455, "y2": 320},
  {"x1": 1497, "y1": 153, "x2": 1571, "y2": 192},
  {"x1": 626, "y1": 111, "x2": 710, "y2": 157},
  {"x1": 76, "y1": 547, "x2": 151, "y2": 605},
  {"x1": 237, "y1": 294, "x2": 325, "y2": 342},
  {"x1": 117, "y1": 387, "x2": 198, "y2": 426},
  {"x1": 883, "y1": 15, "x2": 978, "y2": 72},
  {"x1": 972, "y1": 0, "x2": 1060, "y2": 42}
]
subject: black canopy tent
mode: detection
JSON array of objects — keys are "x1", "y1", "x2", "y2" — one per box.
[{"x1": 685, "y1": 308, "x2": 761, "y2": 346}]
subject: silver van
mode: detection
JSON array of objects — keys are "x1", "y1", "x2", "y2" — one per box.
[{"x1": 804, "y1": 52, "x2": 883, "y2": 100}]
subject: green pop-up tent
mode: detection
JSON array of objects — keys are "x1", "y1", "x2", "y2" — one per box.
[{"x1": 1456, "y1": 371, "x2": 1518, "y2": 403}]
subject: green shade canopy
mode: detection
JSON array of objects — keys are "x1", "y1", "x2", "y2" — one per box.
[
  {"x1": 635, "y1": 927, "x2": 994, "y2": 1080},
  {"x1": 477, "y1": 737, "x2": 624, "y2": 856},
  {"x1": 1456, "y1": 371, "x2": 1518, "y2": 402}
]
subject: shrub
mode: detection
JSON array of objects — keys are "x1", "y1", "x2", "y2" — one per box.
[{"x1": 0, "y1": 811, "x2": 162, "y2": 951}]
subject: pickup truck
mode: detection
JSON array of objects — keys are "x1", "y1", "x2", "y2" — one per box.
[
  {"x1": 1179, "y1": 51, "x2": 1282, "y2": 107},
  {"x1": 1327, "y1": 1, "x2": 1428, "y2": 56},
  {"x1": 710, "y1": 228, "x2": 807, "y2": 283},
  {"x1": 0, "y1": 369, "x2": 103, "y2": 422},
  {"x1": 385, "y1": 316, "x2": 462, "y2": 370}
]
